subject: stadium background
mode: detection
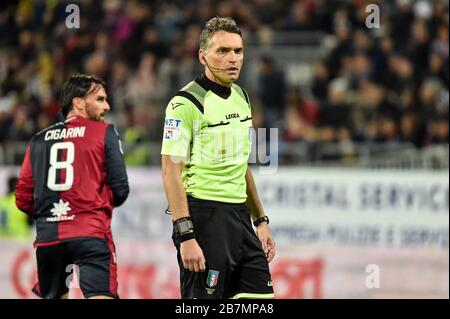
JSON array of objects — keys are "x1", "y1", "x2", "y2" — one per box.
[{"x1": 0, "y1": 0, "x2": 448, "y2": 298}]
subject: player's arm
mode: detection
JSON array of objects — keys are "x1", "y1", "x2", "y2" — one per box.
[
  {"x1": 162, "y1": 155, "x2": 205, "y2": 273},
  {"x1": 161, "y1": 155, "x2": 189, "y2": 220},
  {"x1": 160, "y1": 96, "x2": 193, "y2": 220},
  {"x1": 246, "y1": 167, "x2": 276, "y2": 262},
  {"x1": 15, "y1": 144, "x2": 34, "y2": 215},
  {"x1": 160, "y1": 95, "x2": 198, "y2": 220},
  {"x1": 161, "y1": 96, "x2": 205, "y2": 272},
  {"x1": 105, "y1": 125, "x2": 129, "y2": 207},
  {"x1": 246, "y1": 167, "x2": 265, "y2": 220}
]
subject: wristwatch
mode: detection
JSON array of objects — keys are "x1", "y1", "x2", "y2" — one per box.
[
  {"x1": 253, "y1": 215, "x2": 269, "y2": 227},
  {"x1": 174, "y1": 217, "x2": 194, "y2": 235}
]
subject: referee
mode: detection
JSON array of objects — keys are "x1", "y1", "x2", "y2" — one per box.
[{"x1": 161, "y1": 17, "x2": 275, "y2": 299}]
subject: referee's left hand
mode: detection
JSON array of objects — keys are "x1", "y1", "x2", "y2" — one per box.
[{"x1": 256, "y1": 223, "x2": 276, "y2": 263}]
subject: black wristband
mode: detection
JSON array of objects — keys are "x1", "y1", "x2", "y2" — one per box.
[
  {"x1": 179, "y1": 231, "x2": 196, "y2": 243},
  {"x1": 173, "y1": 217, "x2": 195, "y2": 243},
  {"x1": 253, "y1": 215, "x2": 269, "y2": 227},
  {"x1": 173, "y1": 217, "x2": 194, "y2": 234}
]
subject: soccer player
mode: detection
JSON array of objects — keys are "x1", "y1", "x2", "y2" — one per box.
[
  {"x1": 161, "y1": 17, "x2": 276, "y2": 299},
  {"x1": 15, "y1": 74, "x2": 129, "y2": 299}
]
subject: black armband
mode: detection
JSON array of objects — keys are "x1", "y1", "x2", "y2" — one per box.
[
  {"x1": 253, "y1": 215, "x2": 269, "y2": 227},
  {"x1": 174, "y1": 217, "x2": 195, "y2": 243}
]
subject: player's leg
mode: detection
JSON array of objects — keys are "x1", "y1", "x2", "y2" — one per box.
[
  {"x1": 33, "y1": 243, "x2": 70, "y2": 299},
  {"x1": 69, "y1": 237, "x2": 119, "y2": 299},
  {"x1": 173, "y1": 198, "x2": 242, "y2": 299},
  {"x1": 226, "y1": 206, "x2": 274, "y2": 299},
  {"x1": 173, "y1": 202, "x2": 225, "y2": 298},
  {"x1": 227, "y1": 264, "x2": 274, "y2": 299}
]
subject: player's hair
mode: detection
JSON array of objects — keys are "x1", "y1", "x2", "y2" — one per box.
[
  {"x1": 60, "y1": 74, "x2": 106, "y2": 117},
  {"x1": 199, "y1": 17, "x2": 242, "y2": 52}
]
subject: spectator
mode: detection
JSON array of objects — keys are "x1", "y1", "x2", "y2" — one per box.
[
  {"x1": 0, "y1": 176, "x2": 32, "y2": 239},
  {"x1": 258, "y1": 56, "x2": 286, "y2": 129},
  {"x1": 0, "y1": 0, "x2": 448, "y2": 166}
]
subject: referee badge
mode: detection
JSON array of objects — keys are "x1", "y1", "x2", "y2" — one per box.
[
  {"x1": 205, "y1": 270, "x2": 220, "y2": 294},
  {"x1": 207, "y1": 270, "x2": 219, "y2": 287},
  {"x1": 163, "y1": 118, "x2": 182, "y2": 141}
]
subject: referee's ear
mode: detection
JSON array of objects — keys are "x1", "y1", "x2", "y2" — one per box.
[{"x1": 199, "y1": 50, "x2": 206, "y2": 66}]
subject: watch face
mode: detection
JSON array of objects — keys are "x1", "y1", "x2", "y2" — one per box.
[
  {"x1": 176, "y1": 220, "x2": 193, "y2": 234},
  {"x1": 178, "y1": 222, "x2": 188, "y2": 233}
]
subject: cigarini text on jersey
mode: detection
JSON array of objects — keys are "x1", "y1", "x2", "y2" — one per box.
[{"x1": 44, "y1": 126, "x2": 86, "y2": 141}]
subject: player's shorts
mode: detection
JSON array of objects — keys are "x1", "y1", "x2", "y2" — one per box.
[
  {"x1": 32, "y1": 236, "x2": 118, "y2": 299},
  {"x1": 172, "y1": 196, "x2": 274, "y2": 299}
]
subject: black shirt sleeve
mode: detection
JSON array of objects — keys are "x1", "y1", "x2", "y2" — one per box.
[{"x1": 105, "y1": 124, "x2": 129, "y2": 207}]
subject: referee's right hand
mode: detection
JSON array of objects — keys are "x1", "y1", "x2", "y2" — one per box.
[{"x1": 180, "y1": 239, "x2": 206, "y2": 272}]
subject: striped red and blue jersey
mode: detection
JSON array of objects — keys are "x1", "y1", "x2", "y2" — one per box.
[{"x1": 16, "y1": 116, "x2": 129, "y2": 246}]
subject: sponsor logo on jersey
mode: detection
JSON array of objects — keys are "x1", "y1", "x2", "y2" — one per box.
[
  {"x1": 171, "y1": 102, "x2": 183, "y2": 110},
  {"x1": 225, "y1": 113, "x2": 240, "y2": 120},
  {"x1": 46, "y1": 199, "x2": 76, "y2": 222},
  {"x1": 164, "y1": 118, "x2": 182, "y2": 141}
]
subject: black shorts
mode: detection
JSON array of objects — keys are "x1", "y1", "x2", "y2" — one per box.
[
  {"x1": 172, "y1": 196, "x2": 274, "y2": 299},
  {"x1": 32, "y1": 236, "x2": 118, "y2": 299}
]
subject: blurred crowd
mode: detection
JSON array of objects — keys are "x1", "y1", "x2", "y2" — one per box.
[
  {"x1": 0, "y1": 0, "x2": 448, "y2": 164},
  {"x1": 283, "y1": 0, "x2": 449, "y2": 149}
]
